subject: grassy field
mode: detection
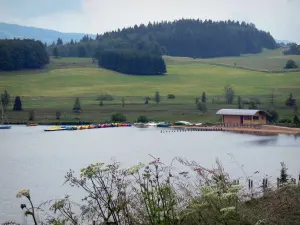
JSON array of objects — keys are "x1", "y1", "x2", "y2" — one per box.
[
  {"x1": 165, "y1": 48, "x2": 300, "y2": 72},
  {"x1": 0, "y1": 49, "x2": 299, "y2": 123}
]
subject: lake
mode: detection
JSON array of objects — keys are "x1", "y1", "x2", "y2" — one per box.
[{"x1": 0, "y1": 126, "x2": 300, "y2": 223}]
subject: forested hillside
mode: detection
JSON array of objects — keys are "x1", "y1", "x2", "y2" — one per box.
[
  {"x1": 0, "y1": 39, "x2": 49, "y2": 71},
  {"x1": 48, "y1": 19, "x2": 278, "y2": 59}
]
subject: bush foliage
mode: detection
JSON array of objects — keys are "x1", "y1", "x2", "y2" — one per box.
[{"x1": 12, "y1": 158, "x2": 300, "y2": 225}]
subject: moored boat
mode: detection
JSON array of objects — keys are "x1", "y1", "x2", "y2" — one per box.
[
  {"x1": 173, "y1": 121, "x2": 193, "y2": 126},
  {"x1": 27, "y1": 123, "x2": 38, "y2": 127},
  {"x1": 133, "y1": 122, "x2": 148, "y2": 128},
  {"x1": 0, "y1": 125, "x2": 11, "y2": 129},
  {"x1": 145, "y1": 121, "x2": 158, "y2": 127},
  {"x1": 44, "y1": 126, "x2": 66, "y2": 132},
  {"x1": 157, "y1": 122, "x2": 172, "y2": 128}
]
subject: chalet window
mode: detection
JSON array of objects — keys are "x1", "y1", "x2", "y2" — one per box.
[
  {"x1": 244, "y1": 116, "x2": 251, "y2": 120},
  {"x1": 253, "y1": 116, "x2": 259, "y2": 120},
  {"x1": 261, "y1": 116, "x2": 264, "y2": 119}
]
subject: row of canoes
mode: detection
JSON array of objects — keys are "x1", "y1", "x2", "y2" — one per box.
[{"x1": 44, "y1": 123, "x2": 132, "y2": 132}]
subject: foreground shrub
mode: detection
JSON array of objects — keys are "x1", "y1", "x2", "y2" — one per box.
[{"x1": 11, "y1": 158, "x2": 300, "y2": 225}]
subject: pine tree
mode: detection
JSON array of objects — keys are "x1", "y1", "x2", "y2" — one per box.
[
  {"x1": 154, "y1": 91, "x2": 160, "y2": 104},
  {"x1": 73, "y1": 98, "x2": 81, "y2": 112},
  {"x1": 197, "y1": 102, "x2": 207, "y2": 114},
  {"x1": 52, "y1": 47, "x2": 59, "y2": 58},
  {"x1": 13, "y1": 96, "x2": 22, "y2": 111},
  {"x1": 121, "y1": 98, "x2": 125, "y2": 107},
  {"x1": 1, "y1": 90, "x2": 10, "y2": 111},
  {"x1": 285, "y1": 93, "x2": 296, "y2": 106},
  {"x1": 224, "y1": 85, "x2": 235, "y2": 104},
  {"x1": 201, "y1": 92, "x2": 207, "y2": 103},
  {"x1": 293, "y1": 115, "x2": 300, "y2": 125},
  {"x1": 56, "y1": 38, "x2": 63, "y2": 45},
  {"x1": 237, "y1": 96, "x2": 242, "y2": 109}
]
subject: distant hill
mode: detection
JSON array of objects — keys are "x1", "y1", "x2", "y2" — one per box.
[
  {"x1": 0, "y1": 22, "x2": 96, "y2": 44},
  {"x1": 49, "y1": 19, "x2": 278, "y2": 59},
  {"x1": 276, "y1": 39, "x2": 293, "y2": 44}
]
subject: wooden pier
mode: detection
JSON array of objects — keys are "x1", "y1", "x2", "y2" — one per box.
[{"x1": 161, "y1": 124, "x2": 300, "y2": 136}]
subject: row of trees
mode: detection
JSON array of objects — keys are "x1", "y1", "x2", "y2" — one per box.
[
  {"x1": 1, "y1": 90, "x2": 22, "y2": 111},
  {"x1": 48, "y1": 34, "x2": 164, "y2": 58},
  {"x1": 283, "y1": 43, "x2": 300, "y2": 55},
  {"x1": 0, "y1": 39, "x2": 49, "y2": 71},
  {"x1": 47, "y1": 19, "x2": 278, "y2": 59},
  {"x1": 97, "y1": 50, "x2": 166, "y2": 75}
]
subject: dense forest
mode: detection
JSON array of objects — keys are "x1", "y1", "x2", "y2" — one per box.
[
  {"x1": 284, "y1": 43, "x2": 300, "y2": 55},
  {"x1": 0, "y1": 39, "x2": 49, "y2": 71},
  {"x1": 47, "y1": 19, "x2": 278, "y2": 59},
  {"x1": 97, "y1": 50, "x2": 166, "y2": 75}
]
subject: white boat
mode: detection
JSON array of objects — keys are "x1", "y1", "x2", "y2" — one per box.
[
  {"x1": 174, "y1": 121, "x2": 193, "y2": 126},
  {"x1": 0, "y1": 101, "x2": 11, "y2": 129},
  {"x1": 145, "y1": 121, "x2": 157, "y2": 127},
  {"x1": 133, "y1": 122, "x2": 148, "y2": 128}
]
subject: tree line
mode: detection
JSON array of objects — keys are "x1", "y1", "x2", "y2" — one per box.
[
  {"x1": 47, "y1": 19, "x2": 278, "y2": 59},
  {"x1": 283, "y1": 43, "x2": 300, "y2": 55},
  {"x1": 0, "y1": 39, "x2": 49, "y2": 71},
  {"x1": 97, "y1": 50, "x2": 166, "y2": 75}
]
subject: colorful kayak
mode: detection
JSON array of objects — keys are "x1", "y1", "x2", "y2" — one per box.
[
  {"x1": 27, "y1": 124, "x2": 38, "y2": 127},
  {"x1": 44, "y1": 123, "x2": 132, "y2": 132},
  {"x1": 44, "y1": 126, "x2": 66, "y2": 132},
  {"x1": 0, "y1": 125, "x2": 11, "y2": 129}
]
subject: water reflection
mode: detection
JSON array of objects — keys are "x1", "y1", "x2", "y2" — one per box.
[
  {"x1": 1, "y1": 126, "x2": 300, "y2": 223},
  {"x1": 246, "y1": 136, "x2": 279, "y2": 146}
]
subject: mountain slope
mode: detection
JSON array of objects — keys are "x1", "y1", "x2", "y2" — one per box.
[{"x1": 0, "y1": 22, "x2": 96, "y2": 44}]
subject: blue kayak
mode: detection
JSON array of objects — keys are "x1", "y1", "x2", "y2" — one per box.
[{"x1": 0, "y1": 125, "x2": 11, "y2": 129}]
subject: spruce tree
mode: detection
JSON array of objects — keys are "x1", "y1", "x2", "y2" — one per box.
[
  {"x1": 237, "y1": 96, "x2": 242, "y2": 109},
  {"x1": 154, "y1": 91, "x2": 160, "y2": 104},
  {"x1": 1, "y1": 90, "x2": 10, "y2": 110},
  {"x1": 13, "y1": 96, "x2": 22, "y2": 111},
  {"x1": 73, "y1": 97, "x2": 81, "y2": 112},
  {"x1": 201, "y1": 92, "x2": 207, "y2": 103}
]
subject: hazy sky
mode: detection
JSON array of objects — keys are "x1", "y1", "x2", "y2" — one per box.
[{"x1": 0, "y1": 0, "x2": 299, "y2": 42}]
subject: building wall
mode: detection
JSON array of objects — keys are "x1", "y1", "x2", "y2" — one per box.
[
  {"x1": 243, "y1": 112, "x2": 267, "y2": 125},
  {"x1": 223, "y1": 112, "x2": 267, "y2": 125},
  {"x1": 223, "y1": 115, "x2": 241, "y2": 124}
]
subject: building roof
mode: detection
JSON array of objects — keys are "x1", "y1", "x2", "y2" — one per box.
[{"x1": 216, "y1": 109, "x2": 271, "y2": 116}]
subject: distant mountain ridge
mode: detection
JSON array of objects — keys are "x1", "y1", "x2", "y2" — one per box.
[
  {"x1": 0, "y1": 22, "x2": 96, "y2": 44},
  {"x1": 276, "y1": 39, "x2": 293, "y2": 44}
]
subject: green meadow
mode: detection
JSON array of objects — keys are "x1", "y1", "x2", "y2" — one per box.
[{"x1": 0, "y1": 49, "x2": 299, "y2": 123}]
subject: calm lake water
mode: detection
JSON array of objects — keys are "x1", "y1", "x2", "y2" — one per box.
[{"x1": 1, "y1": 126, "x2": 300, "y2": 223}]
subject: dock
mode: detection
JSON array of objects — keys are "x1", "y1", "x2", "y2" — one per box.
[{"x1": 165, "y1": 125, "x2": 300, "y2": 136}]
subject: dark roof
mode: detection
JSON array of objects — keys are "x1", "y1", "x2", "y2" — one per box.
[{"x1": 216, "y1": 109, "x2": 271, "y2": 116}]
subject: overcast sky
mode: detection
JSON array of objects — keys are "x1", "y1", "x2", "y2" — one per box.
[{"x1": 0, "y1": 0, "x2": 299, "y2": 42}]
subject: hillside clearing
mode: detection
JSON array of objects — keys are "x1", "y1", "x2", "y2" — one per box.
[{"x1": 1, "y1": 49, "x2": 299, "y2": 123}]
